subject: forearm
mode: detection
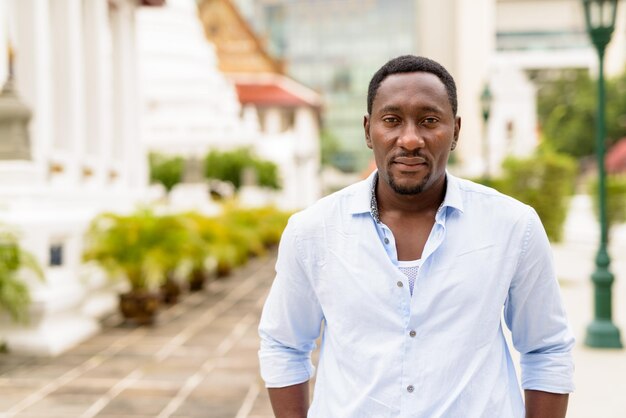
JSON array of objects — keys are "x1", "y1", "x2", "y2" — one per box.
[
  {"x1": 525, "y1": 390, "x2": 569, "y2": 418},
  {"x1": 268, "y1": 381, "x2": 310, "y2": 418}
]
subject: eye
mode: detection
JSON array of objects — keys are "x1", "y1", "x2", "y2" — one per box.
[
  {"x1": 421, "y1": 117, "x2": 439, "y2": 125},
  {"x1": 382, "y1": 116, "x2": 400, "y2": 124}
]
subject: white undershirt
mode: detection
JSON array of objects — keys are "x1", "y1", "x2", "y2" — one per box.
[{"x1": 397, "y1": 259, "x2": 422, "y2": 296}]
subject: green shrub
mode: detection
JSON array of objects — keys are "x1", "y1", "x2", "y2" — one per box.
[
  {"x1": 496, "y1": 152, "x2": 577, "y2": 242},
  {"x1": 149, "y1": 153, "x2": 184, "y2": 192},
  {"x1": 0, "y1": 227, "x2": 43, "y2": 323},
  {"x1": 588, "y1": 175, "x2": 626, "y2": 230},
  {"x1": 83, "y1": 209, "x2": 186, "y2": 290},
  {"x1": 84, "y1": 206, "x2": 292, "y2": 283},
  {"x1": 204, "y1": 148, "x2": 281, "y2": 190}
]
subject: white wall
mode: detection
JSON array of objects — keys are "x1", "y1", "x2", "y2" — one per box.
[{"x1": 0, "y1": 0, "x2": 148, "y2": 356}]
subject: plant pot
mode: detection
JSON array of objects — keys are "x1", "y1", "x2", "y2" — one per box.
[
  {"x1": 119, "y1": 291, "x2": 161, "y2": 325},
  {"x1": 160, "y1": 277, "x2": 182, "y2": 305},
  {"x1": 189, "y1": 268, "x2": 210, "y2": 292}
]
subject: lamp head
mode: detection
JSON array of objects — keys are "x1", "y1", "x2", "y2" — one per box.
[
  {"x1": 582, "y1": 0, "x2": 618, "y2": 51},
  {"x1": 480, "y1": 83, "x2": 492, "y2": 122}
]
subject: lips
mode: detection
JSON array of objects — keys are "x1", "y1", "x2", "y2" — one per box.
[{"x1": 392, "y1": 156, "x2": 427, "y2": 166}]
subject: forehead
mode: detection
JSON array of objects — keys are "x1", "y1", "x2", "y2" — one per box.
[{"x1": 373, "y1": 72, "x2": 451, "y2": 114}]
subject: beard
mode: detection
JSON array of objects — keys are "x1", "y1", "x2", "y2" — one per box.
[{"x1": 385, "y1": 168, "x2": 431, "y2": 195}]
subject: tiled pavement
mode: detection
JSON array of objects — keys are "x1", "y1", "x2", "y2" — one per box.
[{"x1": 0, "y1": 253, "x2": 277, "y2": 418}]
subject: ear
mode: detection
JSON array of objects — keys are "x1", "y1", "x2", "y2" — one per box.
[
  {"x1": 364, "y1": 114, "x2": 372, "y2": 149},
  {"x1": 451, "y1": 116, "x2": 461, "y2": 150}
]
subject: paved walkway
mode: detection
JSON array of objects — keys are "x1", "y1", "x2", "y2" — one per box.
[
  {"x1": 1, "y1": 194, "x2": 626, "y2": 417},
  {"x1": 0, "y1": 254, "x2": 277, "y2": 418}
]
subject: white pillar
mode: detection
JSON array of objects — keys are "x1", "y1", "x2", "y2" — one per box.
[
  {"x1": 416, "y1": 0, "x2": 495, "y2": 177},
  {"x1": 294, "y1": 107, "x2": 321, "y2": 207},
  {"x1": 48, "y1": 0, "x2": 86, "y2": 184},
  {"x1": 454, "y1": 0, "x2": 496, "y2": 177},
  {"x1": 264, "y1": 107, "x2": 283, "y2": 134},
  {"x1": 0, "y1": 1, "x2": 8, "y2": 85},
  {"x1": 110, "y1": 0, "x2": 146, "y2": 189},
  {"x1": 82, "y1": 0, "x2": 113, "y2": 187}
]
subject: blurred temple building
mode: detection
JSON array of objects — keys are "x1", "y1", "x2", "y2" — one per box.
[
  {"x1": 139, "y1": 0, "x2": 321, "y2": 209},
  {"x1": 0, "y1": 0, "x2": 164, "y2": 355},
  {"x1": 0, "y1": 0, "x2": 322, "y2": 355},
  {"x1": 232, "y1": 0, "x2": 626, "y2": 177}
]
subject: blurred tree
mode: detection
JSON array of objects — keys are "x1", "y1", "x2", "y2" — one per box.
[
  {"x1": 204, "y1": 147, "x2": 281, "y2": 190},
  {"x1": 149, "y1": 153, "x2": 184, "y2": 193},
  {"x1": 537, "y1": 68, "x2": 626, "y2": 158},
  {"x1": 320, "y1": 129, "x2": 341, "y2": 167}
]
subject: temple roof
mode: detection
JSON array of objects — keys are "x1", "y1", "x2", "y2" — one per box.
[
  {"x1": 198, "y1": 0, "x2": 282, "y2": 74},
  {"x1": 233, "y1": 73, "x2": 321, "y2": 108}
]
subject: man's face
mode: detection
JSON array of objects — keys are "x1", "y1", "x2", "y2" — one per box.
[{"x1": 364, "y1": 72, "x2": 460, "y2": 195}]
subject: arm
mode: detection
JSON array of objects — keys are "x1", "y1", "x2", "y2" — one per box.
[
  {"x1": 258, "y1": 217, "x2": 323, "y2": 414},
  {"x1": 525, "y1": 390, "x2": 569, "y2": 418},
  {"x1": 504, "y1": 209, "x2": 575, "y2": 398},
  {"x1": 268, "y1": 381, "x2": 310, "y2": 418}
]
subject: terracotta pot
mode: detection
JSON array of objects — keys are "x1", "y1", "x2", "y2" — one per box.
[
  {"x1": 160, "y1": 277, "x2": 182, "y2": 305},
  {"x1": 118, "y1": 291, "x2": 161, "y2": 325},
  {"x1": 189, "y1": 268, "x2": 210, "y2": 292}
]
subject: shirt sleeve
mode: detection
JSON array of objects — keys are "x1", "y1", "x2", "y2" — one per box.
[
  {"x1": 258, "y1": 216, "x2": 324, "y2": 388},
  {"x1": 504, "y1": 207, "x2": 575, "y2": 394}
]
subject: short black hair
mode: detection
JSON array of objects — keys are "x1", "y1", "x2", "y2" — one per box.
[{"x1": 367, "y1": 55, "x2": 457, "y2": 116}]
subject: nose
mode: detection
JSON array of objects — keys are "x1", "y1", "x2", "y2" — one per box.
[{"x1": 397, "y1": 122, "x2": 424, "y2": 151}]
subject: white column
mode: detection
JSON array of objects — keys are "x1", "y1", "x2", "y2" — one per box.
[
  {"x1": 264, "y1": 107, "x2": 283, "y2": 134},
  {"x1": 416, "y1": 0, "x2": 495, "y2": 177},
  {"x1": 110, "y1": 0, "x2": 146, "y2": 189},
  {"x1": 82, "y1": 0, "x2": 112, "y2": 186},
  {"x1": 0, "y1": 2, "x2": 8, "y2": 85},
  {"x1": 453, "y1": 0, "x2": 495, "y2": 177},
  {"x1": 49, "y1": 0, "x2": 86, "y2": 184},
  {"x1": 415, "y1": 0, "x2": 457, "y2": 71}
]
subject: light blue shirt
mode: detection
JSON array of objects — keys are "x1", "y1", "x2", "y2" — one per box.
[{"x1": 258, "y1": 172, "x2": 574, "y2": 418}]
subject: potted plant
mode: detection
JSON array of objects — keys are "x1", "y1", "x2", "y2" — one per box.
[
  {"x1": 152, "y1": 214, "x2": 200, "y2": 303},
  {"x1": 184, "y1": 212, "x2": 219, "y2": 292},
  {"x1": 0, "y1": 227, "x2": 44, "y2": 324},
  {"x1": 83, "y1": 209, "x2": 169, "y2": 325}
]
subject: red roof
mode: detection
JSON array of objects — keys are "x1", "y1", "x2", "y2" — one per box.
[
  {"x1": 235, "y1": 83, "x2": 313, "y2": 107},
  {"x1": 606, "y1": 137, "x2": 626, "y2": 174}
]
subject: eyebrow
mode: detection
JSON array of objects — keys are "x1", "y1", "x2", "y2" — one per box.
[{"x1": 377, "y1": 104, "x2": 444, "y2": 115}]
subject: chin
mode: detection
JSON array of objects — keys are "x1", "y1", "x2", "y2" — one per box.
[{"x1": 387, "y1": 174, "x2": 430, "y2": 195}]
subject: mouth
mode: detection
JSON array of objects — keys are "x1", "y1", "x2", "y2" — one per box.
[{"x1": 392, "y1": 157, "x2": 428, "y2": 171}]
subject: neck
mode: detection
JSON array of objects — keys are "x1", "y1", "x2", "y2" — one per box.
[{"x1": 376, "y1": 173, "x2": 446, "y2": 216}]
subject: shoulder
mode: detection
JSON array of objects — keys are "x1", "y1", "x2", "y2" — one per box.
[
  {"x1": 287, "y1": 179, "x2": 368, "y2": 235},
  {"x1": 451, "y1": 175, "x2": 535, "y2": 223}
]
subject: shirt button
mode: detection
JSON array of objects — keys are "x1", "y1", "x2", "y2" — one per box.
[
  {"x1": 409, "y1": 330, "x2": 416, "y2": 337},
  {"x1": 396, "y1": 281, "x2": 403, "y2": 288},
  {"x1": 384, "y1": 237, "x2": 389, "y2": 244},
  {"x1": 407, "y1": 385, "x2": 414, "y2": 393}
]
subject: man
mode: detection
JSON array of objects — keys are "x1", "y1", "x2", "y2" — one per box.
[{"x1": 258, "y1": 55, "x2": 574, "y2": 418}]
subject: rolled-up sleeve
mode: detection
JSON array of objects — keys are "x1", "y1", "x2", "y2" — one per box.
[
  {"x1": 258, "y1": 216, "x2": 324, "y2": 388},
  {"x1": 504, "y1": 208, "x2": 575, "y2": 394}
]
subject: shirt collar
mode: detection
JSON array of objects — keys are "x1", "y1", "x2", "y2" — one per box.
[{"x1": 348, "y1": 170, "x2": 464, "y2": 221}]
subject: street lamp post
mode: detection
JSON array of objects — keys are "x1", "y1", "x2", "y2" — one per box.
[
  {"x1": 480, "y1": 83, "x2": 492, "y2": 179},
  {"x1": 582, "y1": 0, "x2": 623, "y2": 348}
]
